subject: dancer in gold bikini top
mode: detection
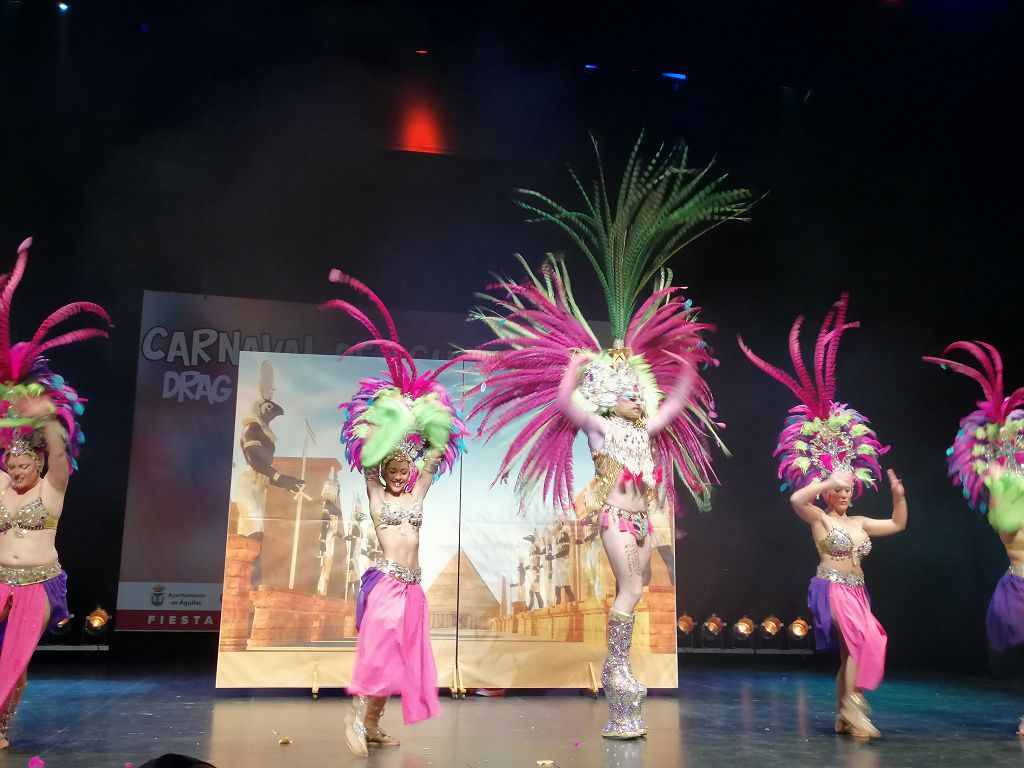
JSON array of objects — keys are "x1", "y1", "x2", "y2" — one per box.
[{"x1": 0, "y1": 236, "x2": 110, "y2": 750}]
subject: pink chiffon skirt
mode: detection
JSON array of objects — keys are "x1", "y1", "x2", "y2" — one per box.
[
  {"x1": 347, "y1": 572, "x2": 440, "y2": 725},
  {"x1": 808, "y1": 576, "x2": 887, "y2": 690}
]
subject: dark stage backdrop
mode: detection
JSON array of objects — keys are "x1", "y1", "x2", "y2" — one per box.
[{"x1": 1, "y1": 1, "x2": 1021, "y2": 675}]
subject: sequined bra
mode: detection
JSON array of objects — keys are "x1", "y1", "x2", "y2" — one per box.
[
  {"x1": 588, "y1": 416, "x2": 659, "y2": 505},
  {"x1": 0, "y1": 497, "x2": 58, "y2": 537},
  {"x1": 817, "y1": 523, "x2": 872, "y2": 565},
  {"x1": 377, "y1": 499, "x2": 423, "y2": 529}
]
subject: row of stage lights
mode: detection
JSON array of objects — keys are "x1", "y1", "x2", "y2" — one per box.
[
  {"x1": 677, "y1": 613, "x2": 812, "y2": 651},
  {"x1": 42, "y1": 607, "x2": 112, "y2": 647}
]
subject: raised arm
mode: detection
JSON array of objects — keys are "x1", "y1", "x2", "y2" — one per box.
[
  {"x1": 558, "y1": 353, "x2": 605, "y2": 444},
  {"x1": 39, "y1": 416, "x2": 70, "y2": 494},
  {"x1": 412, "y1": 447, "x2": 442, "y2": 501},
  {"x1": 363, "y1": 464, "x2": 385, "y2": 508},
  {"x1": 646, "y1": 359, "x2": 697, "y2": 436},
  {"x1": 13, "y1": 395, "x2": 70, "y2": 494},
  {"x1": 789, "y1": 472, "x2": 849, "y2": 525},
  {"x1": 852, "y1": 469, "x2": 907, "y2": 537}
]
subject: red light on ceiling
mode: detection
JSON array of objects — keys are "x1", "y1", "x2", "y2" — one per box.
[
  {"x1": 398, "y1": 98, "x2": 448, "y2": 155},
  {"x1": 415, "y1": 50, "x2": 429, "y2": 55}
]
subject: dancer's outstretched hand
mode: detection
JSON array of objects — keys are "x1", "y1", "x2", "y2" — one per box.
[{"x1": 887, "y1": 469, "x2": 905, "y2": 499}]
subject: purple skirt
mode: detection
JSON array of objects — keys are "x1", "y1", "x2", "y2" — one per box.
[
  {"x1": 986, "y1": 571, "x2": 1024, "y2": 652},
  {"x1": 808, "y1": 576, "x2": 876, "y2": 652},
  {"x1": 0, "y1": 570, "x2": 69, "y2": 645},
  {"x1": 355, "y1": 567, "x2": 384, "y2": 631},
  {"x1": 808, "y1": 576, "x2": 841, "y2": 652}
]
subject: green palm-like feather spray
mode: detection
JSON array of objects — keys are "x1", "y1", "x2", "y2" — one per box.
[{"x1": 515, "y1": 135, "x2": 753, "y2": 341}]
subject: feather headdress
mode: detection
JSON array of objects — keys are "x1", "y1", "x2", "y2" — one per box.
[
  {"x1": 739, "y1": 294, "x2": 887, "y2": 497},
  {"x1": 923, "y1": 341, "x2": 1024, "y2": 513},
  {"x1": 464, "y1": 135, "x2": 749, "y2": 515},
  {"x1": 0, "y1": 237, "x2": 110, "y2": 470},
  {"x1": 321, "y1": 270, "x2": 467, "y2": 482},
  {"x1": 464, "y1": 255, "x2": 725, "y2": 513}
]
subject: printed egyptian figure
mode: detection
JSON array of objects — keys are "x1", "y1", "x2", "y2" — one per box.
[{"x1": 317, "y1": 468, "x2": 345, "y2": 597}]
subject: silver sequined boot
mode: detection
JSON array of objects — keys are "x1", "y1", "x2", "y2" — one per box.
[{"x1": 601, "y1": 609, "x2": 646, "y2": 739}]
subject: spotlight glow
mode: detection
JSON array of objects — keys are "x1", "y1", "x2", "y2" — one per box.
[
  {"x1": 789, "y1": 618, "x2": 810, "y2": 639},
  {"x1": 734, "y1": 616, "x2": 755, "y2": 637},
  {"x1": 57, "y1": 2, "x2": 70, "y2": 12},
  {"x1": 661, "y1": 72, "x2": 687, "y2": 81},
  {"x1": 703, "y1": 614, "x2": 725, "y2": 635},
  {"x1": 761, "y1": 615, "x2": 783, "y2": 637}
]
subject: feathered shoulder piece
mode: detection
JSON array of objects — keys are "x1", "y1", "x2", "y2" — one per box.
[
  {"x1": 923, "y1": 341, "x2": 1024, "y2": 512},
  {"x1": 738, "y1": 293, "x2": 887, "y2": 497},
  {"x1": 321, "y1": 269, "x2": 467, "y2": 481},
  {"x1": 0, "y1": 237, "x2": 111, "y2": 470},
  {"x1": 463, "y1": 254, "x2": 724, "y2": 514}
]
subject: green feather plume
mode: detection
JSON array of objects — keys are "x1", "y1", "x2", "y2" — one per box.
[{"x1": 516, "y1": 134, "x2": 753, "y2": 340}]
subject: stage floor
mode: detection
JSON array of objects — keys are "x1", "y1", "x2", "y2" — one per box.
[{"x1": 6, "y1": 657, "x2": 1024, "y2": 767}]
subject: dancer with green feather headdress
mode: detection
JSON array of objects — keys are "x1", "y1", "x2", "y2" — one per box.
[{"x1": 463, "y1": 136, "x2": 751, "y2": 739}]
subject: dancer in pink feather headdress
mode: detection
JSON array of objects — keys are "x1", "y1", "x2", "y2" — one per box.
[
  {"x1": 464, "y1": 137, "x2": 751, "y2": 739},
  {"x1": 0, "y1": 238, "x2": 110, "y2": 749},
  {"x1": 321, "y1": 269, "x2": 467, "y2": 757},
  {"x1": 739, "y1": 294, "x2": 906, "y2": 741},
  {"x1": 924, "y1": 341, "x2": 1024, "y2": 736}
]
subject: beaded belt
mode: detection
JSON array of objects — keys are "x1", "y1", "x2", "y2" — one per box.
[
  {"x1": 0, "y1": 560, "x2": 61, "y2": 586},
  {"x1": 1009, "y1": 564, "x2": 1024, "y2": 578},
  {"x1": 816, "y1": 566, "x2": 865, "y2": 588},
  {"x1": 602, "y1": 503, "x2": 651, "y2": 545},
  {"x1": 375, "y1": 558, "x2": 422, "y2": 584}
]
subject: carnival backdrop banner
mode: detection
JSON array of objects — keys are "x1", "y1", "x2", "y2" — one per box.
[
  {"x1": 215, "y1": 352, "x2": 679, "y2": 690},
  {"x1": 117, "y1": 290, "x2": 468, "y2": 631}
]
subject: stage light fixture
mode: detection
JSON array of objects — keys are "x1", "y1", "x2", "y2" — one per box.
[
  {"x1": 51, "y1": 614, "x2": 74, "y2": 639},
  {"x1": 57, "y1": 3, "x2": 70, "y2": 12},
  {"x1": 661, "y1": 72, "x2": 687, "y2": 81},
  {"x1": 732, "y1": 615, "x2": 755, "y2": 648},
  {"x1": 83, "y1": 607, "x2": 111, "y2": 643},
  {"x1": 758, "y1": 615, "x2": 784, "y2": 649},
  {"x1": 788, "y1": 617, "x2": 811, "y2": 649},
  {"x1": 701, "y1": 614, "x2": 726, "y2": 648},
  {"x1": 677, "y1": 613, "x2": 695, "y2": 648},
  {"x1": 584, "y1": 64, "x2": 600, "y2": 70}
]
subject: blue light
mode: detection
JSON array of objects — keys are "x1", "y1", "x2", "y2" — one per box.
[
  {"x1": 661, "y1": 72, "x2": 687, "y2": 81},
  {"x1": 57, "y1": 2, "x2": 70, "y2": 12},
  {"x1": 584, "y1": 64, "x2": 599, "y2": 70}
]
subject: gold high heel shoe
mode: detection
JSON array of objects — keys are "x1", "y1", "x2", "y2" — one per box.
[
  {"x1": 840, "y1": 692, "x2": 880, "y2": 739},
  {"x1": 0, "y1": 675, "x2": 27, "y2": 750},
  {"x1": 345, "y1": 695, "x2": 369, "y2": 757},
  {"x1": 364, "y1": 696, "x2": 400, "y2": 747}
]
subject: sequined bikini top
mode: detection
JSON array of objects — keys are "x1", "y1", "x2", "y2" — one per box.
[
  {"x1": 817, "y1": 522, "x2": 872, "y2": 565},
  {"x1": 588, "y1": 416, "x2": 659, "y2": 507},
  {"x1": 377, "y1": 499, "x2": 423, "y2": 529},
  {"x1": 600, "y1": 417, "x2": 655, "y2": 475},
  {"x1": 0, "y1": 496, "x2": 58, "y2": 537}
]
